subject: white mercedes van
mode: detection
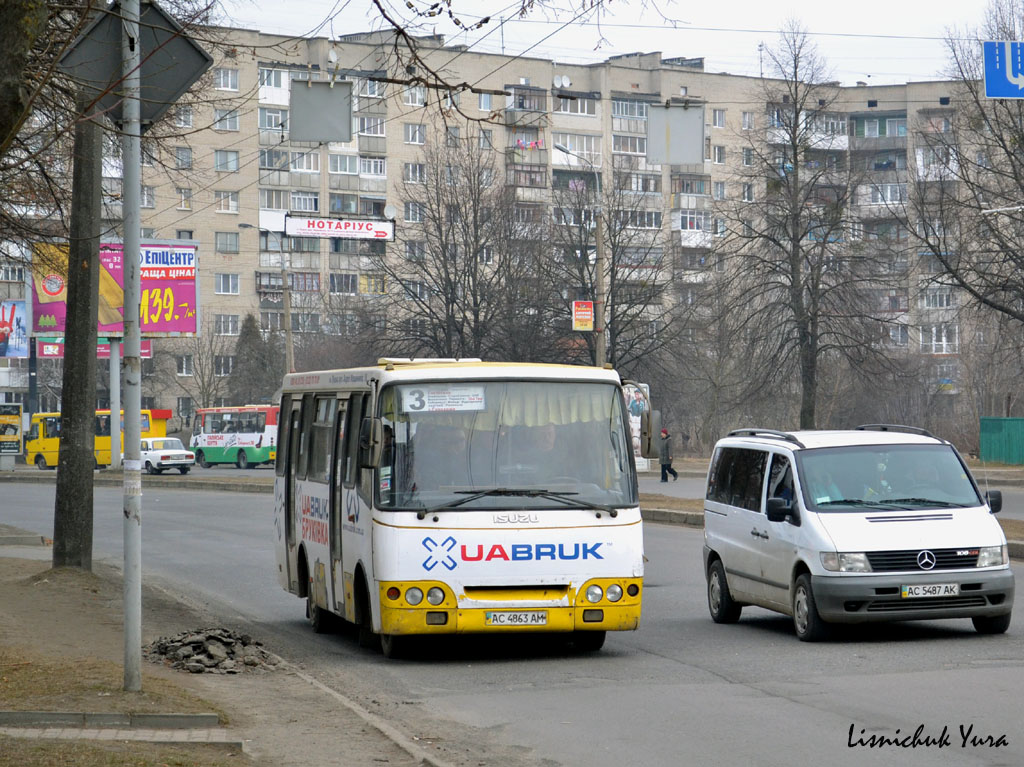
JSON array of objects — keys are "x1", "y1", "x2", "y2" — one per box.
[{"x1": 702, "y1": 425, "x2": 1014, "y2": 640}]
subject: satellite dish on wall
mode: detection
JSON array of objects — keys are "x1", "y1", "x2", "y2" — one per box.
[
  {"x1": 562, "y1": 76, "x2": 572, "y2": 88},
  {"x1": 383, "y1": 204, "x2": 397, "y2": 220},
  {"x1": 553, "y1": 75, "x2": 563, "y2": 88}
]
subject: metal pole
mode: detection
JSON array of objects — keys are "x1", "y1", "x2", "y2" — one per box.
[
  {"x1": 109, "y1": 341, "x2": 121, "y2": 469},
  {"x1": 121, "y1": 0, "x2": 143, "y2": 692},
  {"x1": 593, "y1": 207, "x2": 607, "y2": 367},
  {"x1": 282, "y1": 234, "x2": 294, "y2": 373}
]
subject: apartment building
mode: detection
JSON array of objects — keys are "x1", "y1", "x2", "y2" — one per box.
[{"x1": 0, "y1": 28, "x2": 981, "y2": 420}]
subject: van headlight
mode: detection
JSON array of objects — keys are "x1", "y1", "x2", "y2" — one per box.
[
  {"x1": 977, "y1": 546, "x2": 1008, "y2": 567},
  {"x1": 821, "y1": 552, "x2": 872, "y2": 572}
]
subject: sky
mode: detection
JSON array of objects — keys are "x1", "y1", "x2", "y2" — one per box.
[{"x1": 217, "y1": 0, "x2": 995, "y2": 86}]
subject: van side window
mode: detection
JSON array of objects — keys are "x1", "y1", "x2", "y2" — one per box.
[
  {"x1": 768, "y1": 454, "x2": 794, "y2": 503},
  {"x1": 707, "y1": 446, "x2": 767, "y2": 512}
]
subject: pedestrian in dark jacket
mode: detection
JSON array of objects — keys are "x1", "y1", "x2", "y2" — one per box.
[{"x1": 659, "y1": 428, "x2": 678, "y2": 482}]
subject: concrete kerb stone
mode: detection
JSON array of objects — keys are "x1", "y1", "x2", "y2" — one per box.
[{"x1": 0, "y1": 711, "x2": 221, "y2": 728}]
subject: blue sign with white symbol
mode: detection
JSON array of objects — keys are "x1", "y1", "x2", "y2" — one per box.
[
  {"x1": 984, "y1": 41, "x2": 1024, "y2": 98},
  {"x1": 422, "y1": 536, "x2": 458, "y2": 572}
]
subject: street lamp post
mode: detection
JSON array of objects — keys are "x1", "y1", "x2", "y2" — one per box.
[{"x1": 555, "y1": 142, "x2": 607, "y2": 367}]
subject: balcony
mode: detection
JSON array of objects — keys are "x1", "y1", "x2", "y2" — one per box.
[
  {"x1": 506, "y1": 146, "x2": 548, "y2": 165},
  {"x1": 504, "y1": 87, "x2": 547, "y2": 127},
  {"x1": 850, "y1": 135, "x2": 906, "y2": 152}
]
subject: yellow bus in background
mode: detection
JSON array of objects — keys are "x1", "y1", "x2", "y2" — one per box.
[{"x1": 26, "y1": 408, "x2": 171, "y2": 469}]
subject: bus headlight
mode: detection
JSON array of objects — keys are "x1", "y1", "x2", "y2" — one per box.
[
  {"x1": 606, "y1": 584, "x2": 623, "y2": 602},
  {"x1": 585, "y1": 585, "x2": 603, "y2": 603},
  {"x1": 405, "y1": 587, "x2": 424, "y2": 606},
  {"x1": 977, "y1": 546, "x2": 1008, "y2": 567},
  {"x1": 821, "y1": 552, "x2": 872, "y2": 572},
  {"x1": 426, "y1": 587, "x2": 445, "y2": 605}
]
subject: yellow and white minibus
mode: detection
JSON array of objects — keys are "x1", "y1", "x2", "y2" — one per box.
[{"x1": 274, "y1": 359, "x2": 657, "y2": 657}]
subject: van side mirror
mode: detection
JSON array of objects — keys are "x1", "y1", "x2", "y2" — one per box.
[
  {"x1": 765, "y1": 497, "x2": 790, "y2": 522},
  {"x1": 986, "y1": 489, "x2": 1002, "y2": 514},
  {"x1": 640, "y1": 409, "x2": 662, "y2": 459},
  {"x1": 359, "y1": 417, "x2": 382, "y2": 468}
]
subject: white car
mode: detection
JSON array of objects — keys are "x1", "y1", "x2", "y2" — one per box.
[{"x1": 139, "y1": 437, "x2": 195, "y2": 474}]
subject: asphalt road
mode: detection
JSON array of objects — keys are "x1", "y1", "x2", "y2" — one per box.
[{"x1": 3, "y1": 482, "x2": 1024, "y2": 766}]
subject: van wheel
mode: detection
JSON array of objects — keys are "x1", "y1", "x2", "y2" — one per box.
[
  {"x1": 196, "y1": 451, "x2": 209, "y2": 469},
  {"x1": 307, "y1": 597, "x2": 334, "y2": 634},
  {"x1": 35, "y1": 454, "x2": 49, "y2": 470},
  {"x1": 707, "y1": 560, "x2": 742, "y2": 623},
  {"x1": 793, "y1": 574, "x2": 828, "y2": 641},
  {"x1": 972, "y1": 613, "x2": 1011, "y2": 634},
  {"x1": 236, "y1": 450, "x2": 249, "y2": 470}
]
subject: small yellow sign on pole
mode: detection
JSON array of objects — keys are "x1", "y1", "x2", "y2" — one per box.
[{"x1": 572, "y1": 300, "x2": 594, "y2": 332}]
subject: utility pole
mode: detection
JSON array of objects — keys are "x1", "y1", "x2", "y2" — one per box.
[
  {"x1": 282, "y1": 240, "x2": 294, "y2": 373},
  {"x1": 554, "y1": 143, "x2": 607, "y2": 366}
]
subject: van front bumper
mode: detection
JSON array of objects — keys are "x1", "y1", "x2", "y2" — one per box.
[{"x1": 811, "y1": 569, "x2": 1014, "y2": 624}]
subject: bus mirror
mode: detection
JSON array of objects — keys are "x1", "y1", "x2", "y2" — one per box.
[
  {"x1": 359, "y1": 417, "x2": 383, "y2": 468},
  {"x1": 640, "y1": 409, "x2": 662, "y2": 459}
]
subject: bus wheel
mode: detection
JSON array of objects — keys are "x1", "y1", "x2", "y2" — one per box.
[
  {"x1": 380, "y1": 633, "x2": 409, "y2": 659},
  {"x1": 236, "y1": 450, "x2": 249, "y2": 470},
  {"x1": 571, "y1": 631, "x2": 606, "y2": 653},
  {"x1": 307, "y1": 598, "x2": 334, "y2": 634},
  {"x1": 35, "y1": 455, "x2": 49, "y2": 470},
  {"x1": 196, "y1": 451, "x2": 209, "y2": 469}
]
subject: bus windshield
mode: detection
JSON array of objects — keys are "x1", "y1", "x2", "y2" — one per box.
[{"x1": 377, "y1": 380, "x2": 637, "y2": 510}]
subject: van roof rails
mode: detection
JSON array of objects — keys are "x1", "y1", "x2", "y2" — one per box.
[
  {"x1": 855, "y1": 424, "x2": 936, "y2": 438},
  {"x1": 727, "y1": 428, "x2": 805, "y2": 448}
]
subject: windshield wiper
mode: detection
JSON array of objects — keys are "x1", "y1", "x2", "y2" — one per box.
[
  {"x1": 816, "y1": 498, "x2": 912, "y2": 509},
  {"x1": 884, "y1": 498, "x2": 965, "y2": 507},
  {"x1": 418, "y1": 488, "x2": 618, "y2": 519}
]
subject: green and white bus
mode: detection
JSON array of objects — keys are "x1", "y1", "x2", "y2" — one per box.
[{"x1": 189, "y1": 405, "x2": 278, "y2": 469}]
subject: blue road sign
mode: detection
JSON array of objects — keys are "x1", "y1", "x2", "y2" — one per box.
[{"x1": 984, "y1": 41, "x2": 1024, "y2": 98}]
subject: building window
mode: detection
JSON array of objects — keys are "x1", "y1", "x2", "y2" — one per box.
[
  {"x1": 556, "y1": 96, "x2": 597, "y2": 115},
  {"x1": 712, "y1": 109, "x2": 725, "y2": 128},
  {"x1": 402, "y1": 280, "x2": 429, "y2": 300},
  {"x1": 258, "y1": 148, "x2": 287, "y2": 170},
  {"x1": 291, "y1": 190, "x2": 319, "y2": 212},
  {"x1": 215, "y1": 232, "x2": 239, "y2": 253},
  {"x1": 175, "y1": 104, "x2": 192, "y2": 128},
  {"x1": 214, "y1": 355, "x2": 235, "y2": 376},
  {"x1": 260, "y1": 188, "x2": 288, "y2": 210},
  {"x1": 713, "y1": 181, "x2": 726, "y2": 200},
  {"x1": 215, "y1": 273, "x2": 239, "y2": 294},
  {"x1": 359, "y1": 156, "x2": 386, "y2": 176},
  {"x1": 176, "y1": 230, "x2": 193, "y2": 240},
  {"x1": 258, "y1": 107, "x2": 287, "y2": 130},
  {"x1": 360, "y1": 273, "x2": 386, "y2": 294},
  {"x1": 479, "y1": 129, "x2": 493, "y2": 149},
  {"x1": 258, "y1": 67, "x2": 284, "y2": 87},
  {"x1": 176, "y1": 187, "x2": 192, "y2": 210},
  {"x1": 886, "y1": 118, "x2": 907, "y2": 136},
  {"x1": 864, "y1": 119, "x2": 879, "y2": 138},
  {"x1": 213, "y1": 109, "x2": 239, "y2": 131},
  {"x1": 140, "y1": 186, "x2": 155, "y2": 208},
  {"x1": 359, "y1": 79, "x2": 384, "y2": 98},
  {"x1": 404, "y1": 123, "x2": 425, "y2": 144},
  {"x1": 612, "y1": 134, "x2": 646, "y2": 155},
  {"x1": 405, "y1": 241, "x2": 426, "y2": 261},
  {"x1": 329, "y1": 193, "x2": 357, "y2": 214},
  {"x1": 617, "y1": 209, "x2": 662, "y2": 229},
  {"x1": 446, "y1": 126, "x2": 460, "y2": 146},
  {"x1": 214, "y1": 314, "x2": 240, "y2": 335},
  {"x1": 678, "y1": 209, "x2": 709, "y2": 231},
  {"x1": 403, "y1": 163, "x2": 426, "y2": 183},
  {"x1": 713, "y1": 145, "x2": 725, "y2": 164},
  {"x1": 175, "y1": 146, "x2": 192, "y2": 169},
  {"x1": 403, "y1": 85, "x2": 426, "y2": 106},
  {"x1": 215, "y1": 190, "x2": 239, "y2": 213},
  {"x1": 329, "y1": 272, "x2": 358, "y2": 294},
  {"x1": 742, "y1": 183, "x2": 754, "y2": 202},
  {"x1": 920, "y1": 287, "x2": 957, "y2": 309},
  {"x1": 328, "y1": 154, "x2": 357, "y2": 174},
  {"x1": 920, "y1": 323, "x2": 958, "y2": 354},
  {"x1": 672, "y1": 175, "x2": 708, "y2": 195},
  {"x1": 260, "y1": 311, "x2": 282, "y2": 331},
  {"x1": 214, "y1": 68, "x2": 238, "y2": 90},
  {"x1": 869, "y1": 183, "x2": 906, "y2": 204},
  {"x1": 214, "y1": 149, "x2": 239, "y2": 172},
  {"x1": 358, "y1": 117, "x2": 385, "y2": 136},
  {"x1": 176, "y1": 355, "x2": 193, "y2": 376},
  {"x1": 479, "y1": 93, "x2": 492, "y2": 111},
  {"x1": 478, "y1": 246, "x2": 493, "y2": 265},
  {"x1": 404, "y1": 201, "x2": 424, "y2": 222},
  {"x1": 887, "y1": 325, "x2": 909, "y2": 347},
  {"x1": 290, "y1": 151, "x2": 320, "y2": 172},
  {"x1": 742, "y1": 147, "x2": 754, "y2": 166},
  {"x1": 742, "y1": 111, "x2": 754, "y2": 130}
]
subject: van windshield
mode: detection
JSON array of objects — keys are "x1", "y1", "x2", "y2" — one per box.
[{"x1": 797, "y1": 444, "x2": 983, "y2": 511}]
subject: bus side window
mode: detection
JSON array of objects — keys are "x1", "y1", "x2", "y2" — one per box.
[
  {"x1": 275, "y1": 396, "x2": 291, "y2": 477},
  {"x1": 342, "y1": 393, "x2": 363, "y2": 488},
  {"x1": 296, "y1": 393, "x2": 316, "y2": 480}
]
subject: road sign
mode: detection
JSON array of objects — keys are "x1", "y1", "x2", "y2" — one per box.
[
  {"x1": 57, "y1": 1, "x2": 213, "y2": 130},
  {"x1": 285, "y1": 215, "x2": 395, "y2": 240},
  {"x1": 984, "y1": 41, "x2": 1024, "y2": 98}
]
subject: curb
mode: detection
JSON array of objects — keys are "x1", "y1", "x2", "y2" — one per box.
[
  {"x1": 0, "y1": 711, "x2": 221, "y2": 728},
  {"x1": 0, "y1": 535, "x2": 50, "y2": 546}
]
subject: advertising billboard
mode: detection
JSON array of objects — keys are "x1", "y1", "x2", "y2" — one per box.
[
  {"x1": 0, "y1": 300, "x2": 28, "y2": 359},
  {"x1": 0, "y1": 403, "x2": 22, "y2": 456},
  {"x1": 32, "y1": 241, "x2": 198, "y2": 337}
]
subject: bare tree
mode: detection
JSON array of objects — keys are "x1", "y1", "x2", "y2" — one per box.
[
  {"x1": 713, "y1": 24, "x2": 893, "y2": 429},
  {"x1": 159, "y1": 316, "x2": 236, "y2": 408}
]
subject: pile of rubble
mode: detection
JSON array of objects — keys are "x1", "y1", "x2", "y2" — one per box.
[{"x1": 145, "y1": 627, "x2": 280, "y2": 674}]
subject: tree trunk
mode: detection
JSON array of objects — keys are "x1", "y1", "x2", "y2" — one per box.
[{"x1": 52, "y1": 98, "x2": 101, "y2": 570}]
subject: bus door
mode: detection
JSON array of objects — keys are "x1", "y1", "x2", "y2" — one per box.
[
  {"x1": 335, "y1": 391, "x2": 368, "y2": 623},
  {"x1": 279, "y1": 396, "x2": 303, "y2": 592},
  {"x1": 330, "y1": 395, "x2": 348, "y2": 614}
]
